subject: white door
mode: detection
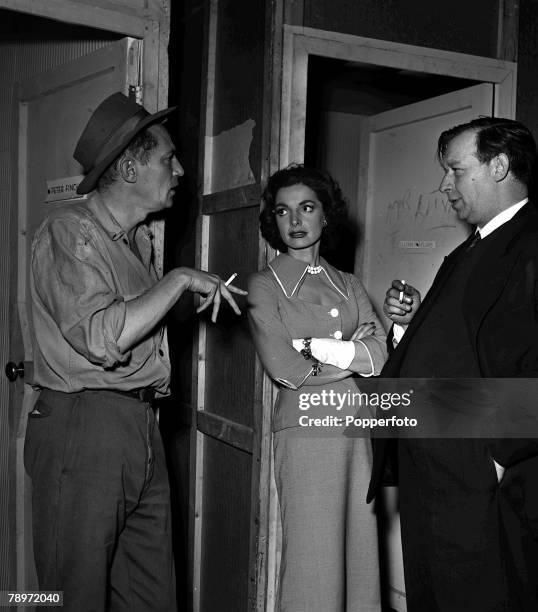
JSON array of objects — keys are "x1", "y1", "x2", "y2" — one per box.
[
  {"x1": 359, "y1": 83, "x2": 494, "y2": 316},
  {"x1": 8, "y1": 38, "x2": 138, "y2": 591}
]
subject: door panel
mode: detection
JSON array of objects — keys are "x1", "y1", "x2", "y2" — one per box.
[
  {"x1": 190, "y1": 1, "x2": 266, "y2": 609},
  {"x1": 360, "y1": 82, "x2": 494, "y2": 315},
  {"x1": 10, "y1": 38, "x2": 135, "y2": 591}
]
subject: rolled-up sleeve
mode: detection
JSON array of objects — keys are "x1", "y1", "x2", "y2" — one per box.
[
  {"x1": 247, "y1": 273, "x2": 316, "y2": 389},
  {"x1": 32, "y1": 218, "x2": 131, "y2": 369},
  {"x1": 348, "y1": 274, "x2": 387, "y2": 376}
]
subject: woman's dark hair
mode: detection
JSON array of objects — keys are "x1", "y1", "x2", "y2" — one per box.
[{"x1": 260, "y1": 164, "x2": 347, "y2": 253}]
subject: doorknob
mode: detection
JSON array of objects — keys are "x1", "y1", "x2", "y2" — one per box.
[{"x1": 5, "y1": 361, "x2": 24, "y2": 381}]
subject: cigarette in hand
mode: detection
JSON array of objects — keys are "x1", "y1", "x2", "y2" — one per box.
[
  {"x1": 399, "y1": 280, "x2": 406, "y2": 303},
  {"x1": 224, "y1": 272, "x2": 238, "y2": 286}
]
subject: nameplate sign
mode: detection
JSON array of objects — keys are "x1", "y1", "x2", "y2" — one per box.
[
  {"x1": 46, "y1": 176, "x2": 86, "y2": 203},
  {"x1": 399, "y1": 240, "x2": 436, "y2": 249}
]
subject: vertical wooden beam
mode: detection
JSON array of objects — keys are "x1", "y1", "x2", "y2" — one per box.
[
  {"x1": 497, "y1": 0, "x2": 519, "y2": 61},
  {"x1": 254, "y1": 1, "x2": 285, "y2": 610},
  {"x1": 188, "y1": 1, "x2": 218, "y2": 610},
  {"x1": 284, "y1": 0, "x2": 304, "y2": 26}
]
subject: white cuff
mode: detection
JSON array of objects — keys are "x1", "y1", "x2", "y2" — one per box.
[{"x1": 310, "y1": 338, "x2": 355, "y2": 369}]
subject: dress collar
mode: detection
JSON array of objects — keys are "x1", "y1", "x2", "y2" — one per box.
[{"x1": 268, "y1": 253, "x2": 348, "y2": 300}]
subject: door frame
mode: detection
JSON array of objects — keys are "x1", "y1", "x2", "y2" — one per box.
[
  {"x1": 1, "y1": 0, "x2": 170, "y2": 594},
  {"x1": 0, "y1": 0, "x2": 167, "y2": 113},
  {"x1": 271, "y1": 25, "x2": 517, "y2": 611},
  {"x1": 279, "y1": 25, "x2": 517, "y2": 167},
  {"x1": 13, "y1": 38, "x2": 140, "y2": 591}
]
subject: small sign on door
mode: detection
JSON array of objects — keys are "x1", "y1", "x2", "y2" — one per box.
[
  {"x1": 46, "y1": 176, "x2": 86, "y2": 203},
  {"x1": 399, "y1": 240, "x2": 436, "y2": 249}
]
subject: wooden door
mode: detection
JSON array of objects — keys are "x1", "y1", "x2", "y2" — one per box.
[
  {"x1": 359, "y1": 83, "x2": 494, "y2": 313},
  {"x1": 7, "y1": 38, "x2": 138, "y2": 592},
  {"x1": 188, "y1": 1, "x2": 271, "y2": 610}
]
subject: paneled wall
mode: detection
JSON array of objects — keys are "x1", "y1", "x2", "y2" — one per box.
[
  {"x1": 517, "y1": 0, "x2": 538, "y2": 166},
  {"x1": 300, "y1": 0, "x2": 499, "y2": 58}
]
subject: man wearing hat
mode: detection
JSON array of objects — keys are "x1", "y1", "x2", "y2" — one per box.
[{"x1": 24, "y1": 93, "x2": 245, "y2": 611}]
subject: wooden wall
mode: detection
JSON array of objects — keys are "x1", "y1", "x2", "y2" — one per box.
[
  {"x1": 517, "y1": 0, "x2": 538, "y2": 158},
  {"x1": 164, "y1": 1, "x2": 538, "y2": 610},
  {"x1": 195, "y1": 0, "x2": 267, "y2": 607},
  {"x1": 295, "y1": 0, "x2": 500, "y2": 58}
]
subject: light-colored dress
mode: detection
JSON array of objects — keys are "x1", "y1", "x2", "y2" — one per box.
[{"x1": 248, "y1": 253, "x2": 386, "y2": 612}]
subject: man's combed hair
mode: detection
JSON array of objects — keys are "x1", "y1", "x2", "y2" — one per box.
[
  {"x1": 437, "y1": 117, "x2": 537, "y2": 188},
  {"x1": 97, "y1": 128, "x2": 159, "y2": 192},
  {"x1": 260, "y1": 164, "x2": 347, "y2": 254}
]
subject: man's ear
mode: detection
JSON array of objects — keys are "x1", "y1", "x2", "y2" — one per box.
[
  {"x1": 491, "y1": 153, "x2": 510, "y2": 182},
  {"x1": 118, "y1": 156, "x2": 137, "y2": 184}
]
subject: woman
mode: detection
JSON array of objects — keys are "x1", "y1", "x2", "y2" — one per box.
[{"x1": 247, "y1": 165, "x2": 387, "y2": 611}]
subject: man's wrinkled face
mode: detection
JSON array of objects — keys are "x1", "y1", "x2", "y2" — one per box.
[{"x1": 135, "y1": 124, "x2": 184, "y2": 212}]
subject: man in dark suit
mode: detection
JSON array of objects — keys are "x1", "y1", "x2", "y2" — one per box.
[{"x1": 367, "y1": 117, "x2": 538, "y2": 611}]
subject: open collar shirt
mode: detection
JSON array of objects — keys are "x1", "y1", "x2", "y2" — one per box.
[{"x1": 31, "y1": 192, "x2": 170, "y2": 395}]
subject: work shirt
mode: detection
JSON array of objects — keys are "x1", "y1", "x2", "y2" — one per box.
[{"x1": 30, "y1": 192, "x2": 170, "y2": 395}]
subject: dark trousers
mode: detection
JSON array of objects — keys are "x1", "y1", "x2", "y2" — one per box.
[{"x1": 24, "y1": 389, "x2": 176, "y2": 612}]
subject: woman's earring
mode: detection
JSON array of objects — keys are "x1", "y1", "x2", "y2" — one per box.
[{"x1": 322, "y1": 219, "x2": 328, "y2": 227}]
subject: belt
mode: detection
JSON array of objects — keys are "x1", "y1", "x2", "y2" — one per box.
[{"x1": 111, "y1": 388, "x2": 157, "y2": 404}]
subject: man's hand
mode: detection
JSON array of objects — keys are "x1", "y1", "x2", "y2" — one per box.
[
  {"x1": 119, "y1": 267, "x2": 247, "y2": 353},
  {"x1": 181, "y1": 268, "x2": 247, "y2": 323},
  {"x1": 383, "y1": 280, "x2": 421, "y2": 325}
]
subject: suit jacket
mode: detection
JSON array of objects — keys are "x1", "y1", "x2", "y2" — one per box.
[{"x1": 367, "y1": 202, "x2": 538, "y2": 503}]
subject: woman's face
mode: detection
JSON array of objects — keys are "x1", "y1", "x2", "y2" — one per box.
[{"x1": 273, "y1": 183, "x2": 325, "y2": 256}]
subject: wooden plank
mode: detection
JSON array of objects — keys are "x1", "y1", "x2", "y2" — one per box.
[
  {"x1": 202, "y1": 183, "x2": 261, "y2": 215},
  {"x1": 284, "y1": 0, "x2": 304, "y2": 26},
  {"x1": 497, "y1": 0, "x2": 519, "y2": 62},
  {"x1": 202, "y1": 0, "x2": 218, "y2": 195},
  {"x1": 255, "y1": 1, "x2": 284, "y2": 609},
  {"x1": 189, "y1": 2, "x2": 217, "y2": 608},
  {"x1": 289, "y1": 25, "x2": 517, "y2": 81},
  {"x1": 197, "y1": 412, "x2": 253, "y2": 454},
  {"x1": 0, "y1": 0, "x2": 146, "y2": 36}
]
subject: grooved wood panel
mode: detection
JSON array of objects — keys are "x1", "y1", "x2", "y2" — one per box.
[
  {"x1": 72, "y1": 0, "x2": 146, "y2": 15},
  {"x1": 202, "y1": 183, "x2": 261, "y2": 215},
  {"x1": 517, "y1": 0, "x2": 538, "y2": 155},
  {"x1": 200, "y1": 436, "x2": 251, "y2": 612},
  {"x1": 302, "y1": 0, "x2": 500, "y2": 59},
  {"x1": 213, "y1": 0, "x2": 266, "y2": 179},
  {"x1": 0, "y1": 188, "x2": 10, "y2": 589},
  {"x1": 204, "y1": 207, "x2": 259, "y2": 427},
  {"x1": 0, "y1": 10, "x2": 118, "y2": 591}
]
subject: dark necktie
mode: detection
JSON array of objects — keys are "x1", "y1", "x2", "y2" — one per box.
[{"x1": 464, "y1": 230, "x2": 481, "y2": 252}]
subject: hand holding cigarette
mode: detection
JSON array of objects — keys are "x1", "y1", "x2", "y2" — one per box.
[
  {"x1": 399, "y1": 280, "x2": 406, "y2": 304},
  {"x1": 382, "y1": 279, "x2": 421, "y2": 325},
  {"x1": 224, "y1": 272, "x2": 238, "y2": 286}
]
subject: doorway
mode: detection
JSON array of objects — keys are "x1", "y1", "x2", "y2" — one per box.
[
  {"x1": 304, "y1": 57, "x2": 496, "y2": 312},
  {"x1": 0, "y1": 7, "x2": 145, "y2": 596},
  {"x1": 276, "y1": 26, "x2": 517, "y2": 611}
]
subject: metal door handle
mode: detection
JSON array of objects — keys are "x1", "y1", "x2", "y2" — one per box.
[{"x1": 5, "y1": 361, "x2": 24, "y2": 381}]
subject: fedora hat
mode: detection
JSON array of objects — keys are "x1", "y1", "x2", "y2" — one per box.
[{"x1": 74, "y1": 92, "x2": 177, "y2": 194}]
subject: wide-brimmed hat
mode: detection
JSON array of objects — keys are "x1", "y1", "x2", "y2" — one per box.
[{"x1": 74, "y1": 92, "x2": 177, "y2": 194}]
